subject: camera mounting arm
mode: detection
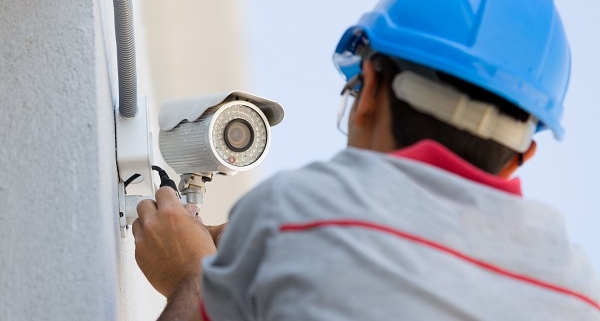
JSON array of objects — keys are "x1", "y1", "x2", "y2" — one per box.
[{"x1": 178, "y1": 173, "x2": 212, "y2": 215}]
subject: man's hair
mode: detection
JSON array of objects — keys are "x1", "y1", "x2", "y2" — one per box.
[{"x1": 371, "y1": 55, "x2": 530, "y2": 174}]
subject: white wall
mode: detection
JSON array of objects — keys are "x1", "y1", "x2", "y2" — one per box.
[
  {"x1": 0, "y1": 0, "x2": 119, "y2": 320},
  {"x1": 0, "y1": 0, "x2": 252, "y2": 319}
]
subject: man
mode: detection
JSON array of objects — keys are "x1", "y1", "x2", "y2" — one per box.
[{"x1": 133, "y1": 0, "x2": 600, "y2": 320}]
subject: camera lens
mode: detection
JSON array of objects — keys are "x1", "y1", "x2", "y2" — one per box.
[
  {"x1": 224, "y1": 119, "x2": 254, "y2": 152},
  {"x1": 212, "y1": 103, "x2": 269, "y2": 168}
]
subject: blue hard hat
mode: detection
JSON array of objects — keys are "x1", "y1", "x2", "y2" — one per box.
[{"x1": 333, "y1": 0, "x2": 571, "y2": 139}]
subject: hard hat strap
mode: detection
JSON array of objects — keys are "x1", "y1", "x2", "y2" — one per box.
[{"x1": 392, "y1": 71, "x2": 536, "y2": 152}]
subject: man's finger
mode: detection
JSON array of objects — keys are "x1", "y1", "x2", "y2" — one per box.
[
  {"x1": 155, "y1": 186, "x2": 182, "y2": 210},
  {"x1": 137, "y1": 198, "x2": 157, "y2": 224},
  {"x1": 131, "y1": 218, "x2": 142, "y2": 240}
]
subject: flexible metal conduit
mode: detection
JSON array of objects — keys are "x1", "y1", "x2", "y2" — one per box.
[{"x1": 113, "y1": 0, "x2": 137, "y2": 118}]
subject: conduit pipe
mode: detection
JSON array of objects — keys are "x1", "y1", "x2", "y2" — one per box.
[{"x1": 113, "y1": 0, "x2": 138, "y2": 118}]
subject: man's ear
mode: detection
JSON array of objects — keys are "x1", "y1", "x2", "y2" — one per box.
[
  {"x1": 352, "y1": 61, "x2": 383, "y2": 128},
  {"x1": 498, "y1": 140, "x2": 537, "y2": 178}
]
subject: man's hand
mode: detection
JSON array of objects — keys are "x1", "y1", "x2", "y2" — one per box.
[{"x1": 132, "y1": 187, "x2": 217, "y2": 299}]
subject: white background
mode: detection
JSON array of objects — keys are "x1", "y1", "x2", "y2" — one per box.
[{"x1": 241, "y1": 1, "x2": 600, "y2": 268}]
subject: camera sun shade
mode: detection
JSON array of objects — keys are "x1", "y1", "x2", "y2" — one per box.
[{"x1": 158, "y1": 91, "x2": 285, "y2": 176}]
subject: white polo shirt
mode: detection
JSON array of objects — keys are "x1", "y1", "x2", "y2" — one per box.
[{"x1": 201, "y1": 140, "x2": 600, "y2": 320}]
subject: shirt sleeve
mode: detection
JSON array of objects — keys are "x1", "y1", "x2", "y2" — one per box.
[{"x1": 201, "y1": 177, "x2": 282, "y2": 321}]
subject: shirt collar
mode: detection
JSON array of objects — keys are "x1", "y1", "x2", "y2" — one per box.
[{"x1": 389, "y1": 140, "x2": 522, "y2": 196}]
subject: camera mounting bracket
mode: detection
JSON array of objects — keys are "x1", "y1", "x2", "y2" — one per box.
[{"x1": 115, "y1": 95, "x2": 155, "y2": 196}]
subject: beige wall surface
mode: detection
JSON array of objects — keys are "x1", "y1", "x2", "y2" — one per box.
[
  {"x1": 119, "y1": 1, "x2": 254, "y2": 319},
  {"x1": 138, "y1": 0, "x2": 254, "y2": 226}
]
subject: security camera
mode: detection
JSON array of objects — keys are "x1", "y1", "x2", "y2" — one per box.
[
  {"x1": 158, "y1": 91, "x2": 285, "y2": 176},
  {"x1": 157, "y1": 91, "x2": 285, "y2": 213},
  {"x1": 116, "y1": 91, "x2": 284, "y2": 234}
]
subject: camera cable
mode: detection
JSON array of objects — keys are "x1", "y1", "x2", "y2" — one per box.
[{"x1": 151, "y1": 165, "x2": 180, "y2": 198}]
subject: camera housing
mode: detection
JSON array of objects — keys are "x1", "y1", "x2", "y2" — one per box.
[{"x1": 158, "y1": 91, "x2": 284, "y2": 176}]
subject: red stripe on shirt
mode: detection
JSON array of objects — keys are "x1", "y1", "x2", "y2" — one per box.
[
  {"x1": 200, "y1": 299, "x2": 212, "y2": 321},
  {"x1": 280, "y1": 219, "x2": 600, "y2": 312}
]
